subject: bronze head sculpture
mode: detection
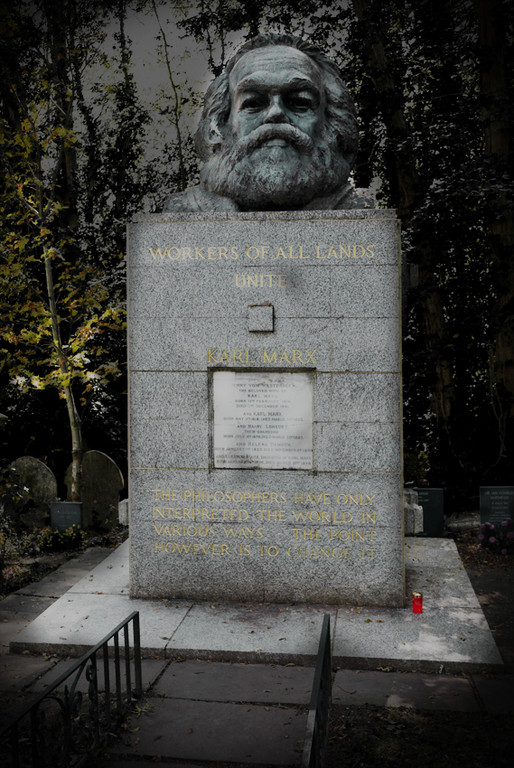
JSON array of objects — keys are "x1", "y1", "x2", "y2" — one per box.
[{"x1": 165, "y1": 33, "x2": 373, "y2": 212}]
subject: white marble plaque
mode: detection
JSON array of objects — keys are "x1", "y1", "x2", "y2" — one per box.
[{"x1": 213, "y1": 371, "x2": 313, "y2": 469}]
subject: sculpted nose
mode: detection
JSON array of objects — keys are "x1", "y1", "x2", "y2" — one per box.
[{"x1": 265, "y1": 95, "x2": 287, "y2": 123}]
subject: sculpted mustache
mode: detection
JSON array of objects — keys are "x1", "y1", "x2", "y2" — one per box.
[{"x1": 230, "y1": 124, "x2": 314, "y2": 161}]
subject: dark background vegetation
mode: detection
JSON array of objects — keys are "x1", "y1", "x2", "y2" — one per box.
[{"x1": 1, "y1": 0, "x2": 512, "y2": 512}]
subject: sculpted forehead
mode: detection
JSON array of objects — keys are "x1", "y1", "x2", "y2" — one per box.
[{"x1": 229, "y1": 45, "x2": 324, "y2": 93}]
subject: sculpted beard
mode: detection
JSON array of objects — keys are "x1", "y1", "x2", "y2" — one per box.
[{"x1": 200, "y1": 123, "x2": 349, "y2": 208}]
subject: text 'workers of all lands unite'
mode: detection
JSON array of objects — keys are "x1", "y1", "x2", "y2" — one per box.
[
  {"x1": 149, "y1": 244, "x2": 376, "y2": 262},
  {"x1": 151, "y1": 489, "x2": 378, "y2": 560},
  {"x1": 148, "y1": 244, "x2": 377, "y2": 287}
]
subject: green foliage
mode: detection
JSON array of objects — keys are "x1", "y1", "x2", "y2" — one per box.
[
  {"x1": 0, "y1": 461, "x2": 30, "y2": 579},
  {"x1": 0, "y1": 462, "x2": 27, "y2": 511},
  {"x1": 0, "y1": 461, "x2": 26, "y2": 575},
  {"x1": 38, "y1": 524, "x2": 87, "y2": 552},
  {"x1": 0, "y1": 456, "x2": 86, "y2": 585},
  {"x1": 0, "y1": 1, "x2": 152, "y2": 483},
  {"x1": 0, "y1": 3, "x2": 130, "y2": 389}
]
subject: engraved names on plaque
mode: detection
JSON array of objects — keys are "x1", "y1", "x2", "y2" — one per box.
[{"x1": 213, "y1": 371, "x2": 313, "y2": 469}]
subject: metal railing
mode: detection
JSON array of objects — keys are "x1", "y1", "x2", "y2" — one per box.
[
  {"x1": 0, "y1": 611, "x2": 142, "y2": 768},
  {"x1": 301, "y1": 613, "x2": 332, "y2": 768}
]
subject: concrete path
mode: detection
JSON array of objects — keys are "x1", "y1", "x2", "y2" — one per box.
[
  {"x1": 91, "y1": 658, "x2": 513, "y2": 767},
  {"x1": 0, "y1": 547, "x2": 112, "y2": 721},
  {"x1": 101, "y1": 659, "x2": 313, "y2": 766}
]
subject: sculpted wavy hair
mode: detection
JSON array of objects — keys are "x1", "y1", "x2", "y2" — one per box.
[{"x1": 195, "y1": 33, "x2": 359, "y2": 169}]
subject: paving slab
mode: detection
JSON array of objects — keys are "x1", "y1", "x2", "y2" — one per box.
[
  {"x1": 0, "y1": 690, "x2": 39, "y2": 722},
  {"x1": 166, "y1": 602, "x2": 336, "y2": 663},
  {"x1": 9, "y1": 593, "x2": 191, "y2": 657},
  {"x1": 0, "y1": 655, "x2": 59, "y2": 721},
  {"x1": 0, "y1": 654, "x2": 57, "y2": 691},
  {"x1": 471, "y1": 674, "x2": 514, "y2": 713},
  {"x1": 333, "y1": 602, "x2": 501, "y2": 668},
  {"x1": 97, "y1": 763, "x2": 200, "y2": 768},
  {"x1": 16, "y1": 547, "x2": 112, "y2": 597},
  {"x1": 404, "y1": 538, "x2": 462, "y2": 567},
  {"x1": 154, "y1": 660, "x2": 314, "y2": 704},
  {"x1": 332, "y1": 669, "x2": 479, "y2": 711},
  {"x1": 67, "y1": 552, "x2": 130, "y2": 595},
  {"x1": 0, "y1": 596, "x2": 57, "y2": 650},
  {"x1": 109, "y1": 698, "x2": 306, "y2": 765},
  {"x1": 0, "y1": 593, "x2": 59, "y2": 616},
  {"x1": 28, "y1": 657, "x2": 169, "y2": 694},
  {"x1": 405, "y1": 564, "x2": 482, "y2": 610}
]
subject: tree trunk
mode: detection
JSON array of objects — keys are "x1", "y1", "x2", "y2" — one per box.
[
  {"x1": 43, "y1": 5, "x2": 83, "y2": 499},
  {"x1": 44, "y1": 248, "x2": 83, "y2": 501}
]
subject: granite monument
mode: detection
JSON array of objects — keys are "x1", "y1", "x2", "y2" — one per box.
[{"x1": 128, "y1": 34, "x2": 404, "y2": 607}]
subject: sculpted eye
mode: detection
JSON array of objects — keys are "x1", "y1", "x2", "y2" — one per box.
[
  {"x1": 286, "y1": 92, "x2": 317, "y2": 113},
  {"x1": 241, "y1": 94, "x2": 267, "y2": 111}
]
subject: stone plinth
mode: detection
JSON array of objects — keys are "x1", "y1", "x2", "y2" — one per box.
[{"x1": 128, "y1": 210, "x2": 404, "y2": 606}]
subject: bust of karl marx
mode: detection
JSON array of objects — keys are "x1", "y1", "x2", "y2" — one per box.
[{"x1": 165, "y1": 33, "x2": 373, "y2": 212}]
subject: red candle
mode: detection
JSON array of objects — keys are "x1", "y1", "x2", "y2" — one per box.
[{"x1": 412, "y1": 592, "x2": 423, "y2": 613}]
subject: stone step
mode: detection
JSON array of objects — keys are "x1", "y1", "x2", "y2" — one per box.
[{"x1": 94, "y1": 660, "x2": 314, "y2": 766}]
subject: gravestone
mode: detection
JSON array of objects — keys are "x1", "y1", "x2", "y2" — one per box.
[
  {"x1": 128, "y1": 210, "x2": 404, "y2": 606},
  {"x1": 480, "y1": 486, "x2": 514, "y2": 527},
  {"x1": 119, "y1": 498, "x2": 129, "y2": 526},
  {"x1": 416, "y1": 487, "x2": 445, "y2": 537},
  {"x1": 403, "y1": 489, "x2": 423, "y2": 535},
  {"x1": 7, "y1": 456, "x2": 57, "y2": 528},
  {"x1": 65, "y1": 450, "x2": 124, "y2": 529}
]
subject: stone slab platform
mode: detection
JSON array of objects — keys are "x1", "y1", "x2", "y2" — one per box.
[{"x1": 9, "y1": 538, "x2": 503, "y2": 672}]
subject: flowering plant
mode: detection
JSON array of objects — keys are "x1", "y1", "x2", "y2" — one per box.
[
  {"x1": 478, "y1": 518, "x2": 514, "y2": 554},
  {"x1": 38, "y1": 525, "x2": 87, "y2": 553}
]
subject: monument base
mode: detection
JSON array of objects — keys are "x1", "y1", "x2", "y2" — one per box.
[
  {"x1": 128, "y1": 210, "x2": 404, "y2": 607},
  {"x1": 11, "y1": 539, "x2": 502, "y2": 670}
]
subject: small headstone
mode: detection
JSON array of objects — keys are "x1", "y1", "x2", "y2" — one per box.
[
  {"x1": 7, "y1": 456, "x2": 57, "y2": 528},
  {"x1": 50, "y1": 500, "x2": 83, "y2": 532},
  {"x1": 65, "y1": 451, "x2": 124, "y2": 529},
  {"x1": 416, "y1": 488, "x2": 445, "y2": 537},
  {"x1": 118, "y1": 498, "x2": 129, "y2": 526},
  {"x1": 480, "y1": 486, "x2": 514, "y2": 526},
  {"x1": 415, "y1": 488, "x2": 445, "y2": 537},
  {"x1": 403, "y1": 489, "x2": 423, "y2": 535}
]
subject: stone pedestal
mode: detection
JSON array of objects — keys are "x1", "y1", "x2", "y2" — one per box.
[{"x1": 127, "y1": 210, "x2": 404, "y2": 606}]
